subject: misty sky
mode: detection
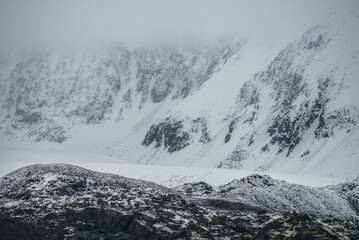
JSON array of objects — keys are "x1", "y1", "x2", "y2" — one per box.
[{"x1": 0, "y1": 0, "x2": 358, "y2": 50}]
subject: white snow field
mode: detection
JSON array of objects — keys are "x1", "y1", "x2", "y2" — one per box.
[{"x1": 0, "y1": 146, "x2": 347, "y2": 187}]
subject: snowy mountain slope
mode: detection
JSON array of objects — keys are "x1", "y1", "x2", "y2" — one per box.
[
  {"x1": 113, "y1": 42, "x2": 282, "y2": 167},
  {"x1": 216, "y1": 11, "x2": 359, "y2": 176},
  {"x1": 0, "y1": 11, "x2": 358, "y2": 179},
  {"x1": 125, "y1": 13, "x2": 359, "y2": 176},
  {"x1": 0, "y1": 39, "x2": 280, "y2": 164},
  {"x1": 112, "y1": 12, "x2": 359, "y2": 178},
  {"x1": 1, "y1": 164, "x2": 358, "y2": 239},
  {"x1": 0, "y1": 146, "x2": 346, "y2": 188},
  {"x1": 0, "y1": 41, "x2": 242, "y2": 143}
]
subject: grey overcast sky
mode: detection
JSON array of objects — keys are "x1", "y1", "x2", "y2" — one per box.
[{"x1": 0, "y1": 0, "x2": 358, "y2": 50}]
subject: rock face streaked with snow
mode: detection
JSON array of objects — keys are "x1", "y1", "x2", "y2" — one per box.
[
  {"x1": 218, "y1": 13, "x2": 359, "y2": 175},
  {"x1": 0, "y1": 42, "x2": 240, "y2": 143},
  {"x1": 1, "y1": 164, "x2": 358, "y2": 239},
  {"x1": 0, "y1": 12, "x2": 359, "y2": 179}
]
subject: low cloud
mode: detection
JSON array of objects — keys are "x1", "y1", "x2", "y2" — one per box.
[{"x1": 0, "y1": 0, "x2": 357, "y2": 50}]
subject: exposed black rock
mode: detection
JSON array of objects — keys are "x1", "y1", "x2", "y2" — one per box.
[
  {"x1": 261, "y1": 144, "x2": 268, "y2": 152},
  {"x1": 268, "y1": 98, "x2": 323, "y2": 156},
  {"x1": 224, "y1": 119, "x2": 238, "y2": 143},
  {"x1": 175, "y1": 181, "x2": 214, "y2": 197},
  {"x1": 306, "y1": 34, "x2": 327, "y2": 50},
  {"x1": 315, "y1": 106, "x2": 358, "y2": 139},
  {"x1": 142, "y1": 121, "x2": 190, "y2": 153},
  {"x1": 30, "y1": 124, "x2": 67, "y2": 143},
  {"x1": 70, "y1": 89, "x2": 114, "y2": 125},
  {"x1": 192, "y1": 118, "x2": 211, "y2": 144},
  {"x1": 237, "y1": 82, "x2": 259, "y2": 108},
  {"x1": 248, "y1": 135, "x2": 254, "y2": 146},
  {"x1": 255, "y1": 212, "x2": 359, "y2": 240},
  {"x1": 16, "y1": 111, "x2": 42, "y2": 125}
]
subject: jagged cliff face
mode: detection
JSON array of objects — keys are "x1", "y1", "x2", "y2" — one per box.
[{"x1": 0, "y1": 12, "x2": 358, "y2": 179}]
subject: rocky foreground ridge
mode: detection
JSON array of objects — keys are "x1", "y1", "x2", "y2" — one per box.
[{"x1": 0, "y1": 164, "x2": 358, "y2": 239}]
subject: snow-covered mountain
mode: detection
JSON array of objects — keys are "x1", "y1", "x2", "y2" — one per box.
[
  {"x1": 216, "y1": 12, "x2": 359, "y2": 176},
  {"x1": 0, "y1": 41, "x2": 241, "y2": 142},
  {"x1": 0, "y1": 11, "x2": 359, "y2": 179}
]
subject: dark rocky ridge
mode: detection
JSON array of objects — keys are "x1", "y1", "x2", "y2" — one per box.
[
  {"x1": 1, "y1": 164, "x2": 359, "y2": 239},
  {"x1": 0, "y1": 164, "x2": 241, "y2": 239}
]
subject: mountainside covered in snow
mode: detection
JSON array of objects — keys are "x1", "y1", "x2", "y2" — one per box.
[
  {"x1": 0, "y1": 41, "x2": 241, "y2": 142},
  {"x1": 1, "y1": 164, "x2": 358, "y2": 239},
  {"x1": 215, "y1": 12, "x2": 359, "y2": 176},
  {"x1": 0, "y1": 12, "x2": 358, "y2": 179}
]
